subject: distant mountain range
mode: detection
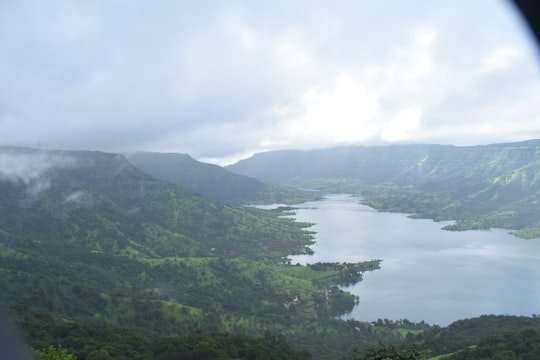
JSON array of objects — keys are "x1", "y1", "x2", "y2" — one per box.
[
  {"x1": 126, "y1": 152, "x2": 317, "y2": 204},
  {"x1": 227, "y1": 140, "x2": 540, "y2": 185},
  {"x1": 227, "y1": 140, "x2": 540, "y2": 238}
]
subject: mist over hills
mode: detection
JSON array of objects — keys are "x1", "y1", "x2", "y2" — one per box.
[
  {"x1": 227, "y1": 140, "x2": 540, "y2": 238},
  {"x1": 0, "y1": 146, "x2": 315, "y2": 259}
]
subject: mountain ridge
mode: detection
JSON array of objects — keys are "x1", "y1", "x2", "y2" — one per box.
[
  {"x1": 126, "y1": 151, "x2": 317, "y2": 204},
  {"x1": 0, "y1": 146, "x2": 376, "y2": 359},
  {"x1": 226, "y1": 140, "x2": 540, "y2": 237},
  {"x1": 2, "y1": 145, "x2": 540, "y2": 358}
]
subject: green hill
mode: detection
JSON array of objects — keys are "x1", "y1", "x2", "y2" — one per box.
[
  {"x1": 126, "y1": 152, "x2": 319, "y2": 205},
  {"x1": 0, "y1": 146, "x2": 383, "y2": 359},
  {"x1": 227, "y1": 140, "x2": 540, "y2": 238},
  {"x1": 0, "y1": 148, "x2": 317, "y2": 259},
  {"x1": 2, "y1": 146, "x2": 540, "y2": 359}
]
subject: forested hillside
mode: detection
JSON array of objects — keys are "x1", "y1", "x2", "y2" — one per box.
[
  {"x1": 227, "y1": 140, "x2": 540, "y2": 238},
  {"x1": 2, "y1": 146, "x2": 540, "y2": 359},
  {"x1": 0, "y1": 146, "x2": 388, "y2": 359},
  {"x1": 126, "y1": 152, "x2": 318, "y2": 205}
]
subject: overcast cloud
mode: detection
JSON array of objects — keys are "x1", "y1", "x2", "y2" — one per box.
[{"x1": 0, "y1": 0, "x2": 539, "y2": 164}]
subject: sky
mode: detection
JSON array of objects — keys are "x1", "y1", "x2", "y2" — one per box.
[{"x1": 0, "y1": 0, "x2": 539, "y2": 165}]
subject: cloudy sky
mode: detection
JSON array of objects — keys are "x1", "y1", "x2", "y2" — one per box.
[{"x1": 1, "y1": 0, "x2": 539, "y2": 164}]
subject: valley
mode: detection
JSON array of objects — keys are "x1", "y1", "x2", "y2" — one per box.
[
  {"x1": 1, "y1": 142, "x2": 540, "y2": 359},
  {"x1": 228, "y1": 141, "x2": 540, "y2": 239}
]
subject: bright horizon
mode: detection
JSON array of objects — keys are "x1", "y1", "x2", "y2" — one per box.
[{"x1": 1, "y1": 0, "x2": 539, "y2": 166}]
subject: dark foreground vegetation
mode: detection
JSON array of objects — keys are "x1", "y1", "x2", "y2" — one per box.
[
  {"x1": 18, "y1": 309, "x2": 540, "y2": 360},
  {"x1": 16, "y1": 306, "x2": 311, "y2": 360}
]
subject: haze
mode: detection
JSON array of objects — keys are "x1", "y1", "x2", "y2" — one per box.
[{"x1": 1, "y1": 0, "x2": 539, "y2": 165}]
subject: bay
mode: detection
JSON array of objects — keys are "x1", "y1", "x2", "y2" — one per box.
[{"x1": 288, "y1": 194, "x2": 540, "y2": 325}]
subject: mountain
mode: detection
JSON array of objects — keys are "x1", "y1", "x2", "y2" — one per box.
[
  {"x1": 126, "y1": 152, "x2": 318, "y2": 204},
  {"x1": 0, "y1": 147, "x2": 315, "y2": 259},
  {"x1": 2, "y1": 146, "x2": 540, "y2": 359},
  {"x1": 126, "y1": 152, "x2": 266, "y2": 203},
  {"x1": 227, "y1": 140, "x2": 540, "y2": 238},
  {"x1": 0, "y1": 146, "x2": 382, "y2": 359}
]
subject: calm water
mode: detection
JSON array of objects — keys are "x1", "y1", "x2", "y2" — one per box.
[{"x1": 287, "y1": 194, "x2": 540, "y2": 325}]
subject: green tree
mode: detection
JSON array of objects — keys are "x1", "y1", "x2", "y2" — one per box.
[
  {"x1": 353, "y1": 344, "x2": 419, "y2": 360},
  {"x1": 36, "y1": 345, "x2": 76, "y2": 360}
]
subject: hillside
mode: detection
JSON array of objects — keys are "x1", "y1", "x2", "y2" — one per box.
[
  {"x1": 126, "y1": 152, "x2": 318, "y2": 204},
  {"x1": 0, "y1": 146, "x2": 385, "y2": 359},
  {"x1": 227, "y1": 140, "x2": 540, "y2": 238},
  {"x1": 0, "y1": 147, "x2": 317, "y2": 259},
  {"x1": 2, "y1": 146, "x2": 540, "y2": 359}
]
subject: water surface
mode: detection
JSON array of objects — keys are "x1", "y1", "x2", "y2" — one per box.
[{"x1": 288, "y1": 194, "x2": 540, "y2": 325}]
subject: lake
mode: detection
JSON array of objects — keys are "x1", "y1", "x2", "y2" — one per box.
[{"x1": 286, "y1": 194, "x2": 540, "y2": 326}]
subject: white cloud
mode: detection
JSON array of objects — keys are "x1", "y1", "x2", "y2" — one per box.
[
  {"x1": 0, "y1": 0, "x2": 538, "y2": 163},
  {"x1": 238, "y1": 28, "x2": 259, "y2": 50},
  {"x1": 381, "y1": 108, "x2": 423, "y2": 142},
  {"x1": 64, "y1": 190, "x2": 89, "y2": 204},
  {"x1": 480, "y1": 46, "x2": 521, "y2": 73},
  {"x1": 267, "y1": 74, "x2": 380, "y2": 148},
  {"x1": 273, "y1": 32, "x2": 314, "y2": 69},
  {"x1": 0, "y1": 150, "x2": 75, "y2": 194},
  {"x1": 416, "y1": 31, "x2": 439, "y2": 46}
]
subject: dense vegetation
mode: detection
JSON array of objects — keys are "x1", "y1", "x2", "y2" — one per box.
[
  {"x1": 445, "y1": 328, "x2": 540, "y2": 359},
  {"x1": 16, "y1": 306, "x2": 312, "y2": 360},
  {"x1": 2, "y1": 146, "x2": 540, "y2": 359},
  {"x1": 20, "y1": 309, "x2": 540, "y2": 359},
  {"x1": 227, "y1": 140, "x2": 540, "y2": 238},
  {"x1": 0, "y1": 147, "x2": 384, "y2": 359}
]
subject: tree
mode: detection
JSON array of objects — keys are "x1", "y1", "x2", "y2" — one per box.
[
  {"x1": 36, "y1": 345, "x2": 76, "y2": 360},
  {"x1": 353, "y1": 344, "x2": 419, "y2": 360}
]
